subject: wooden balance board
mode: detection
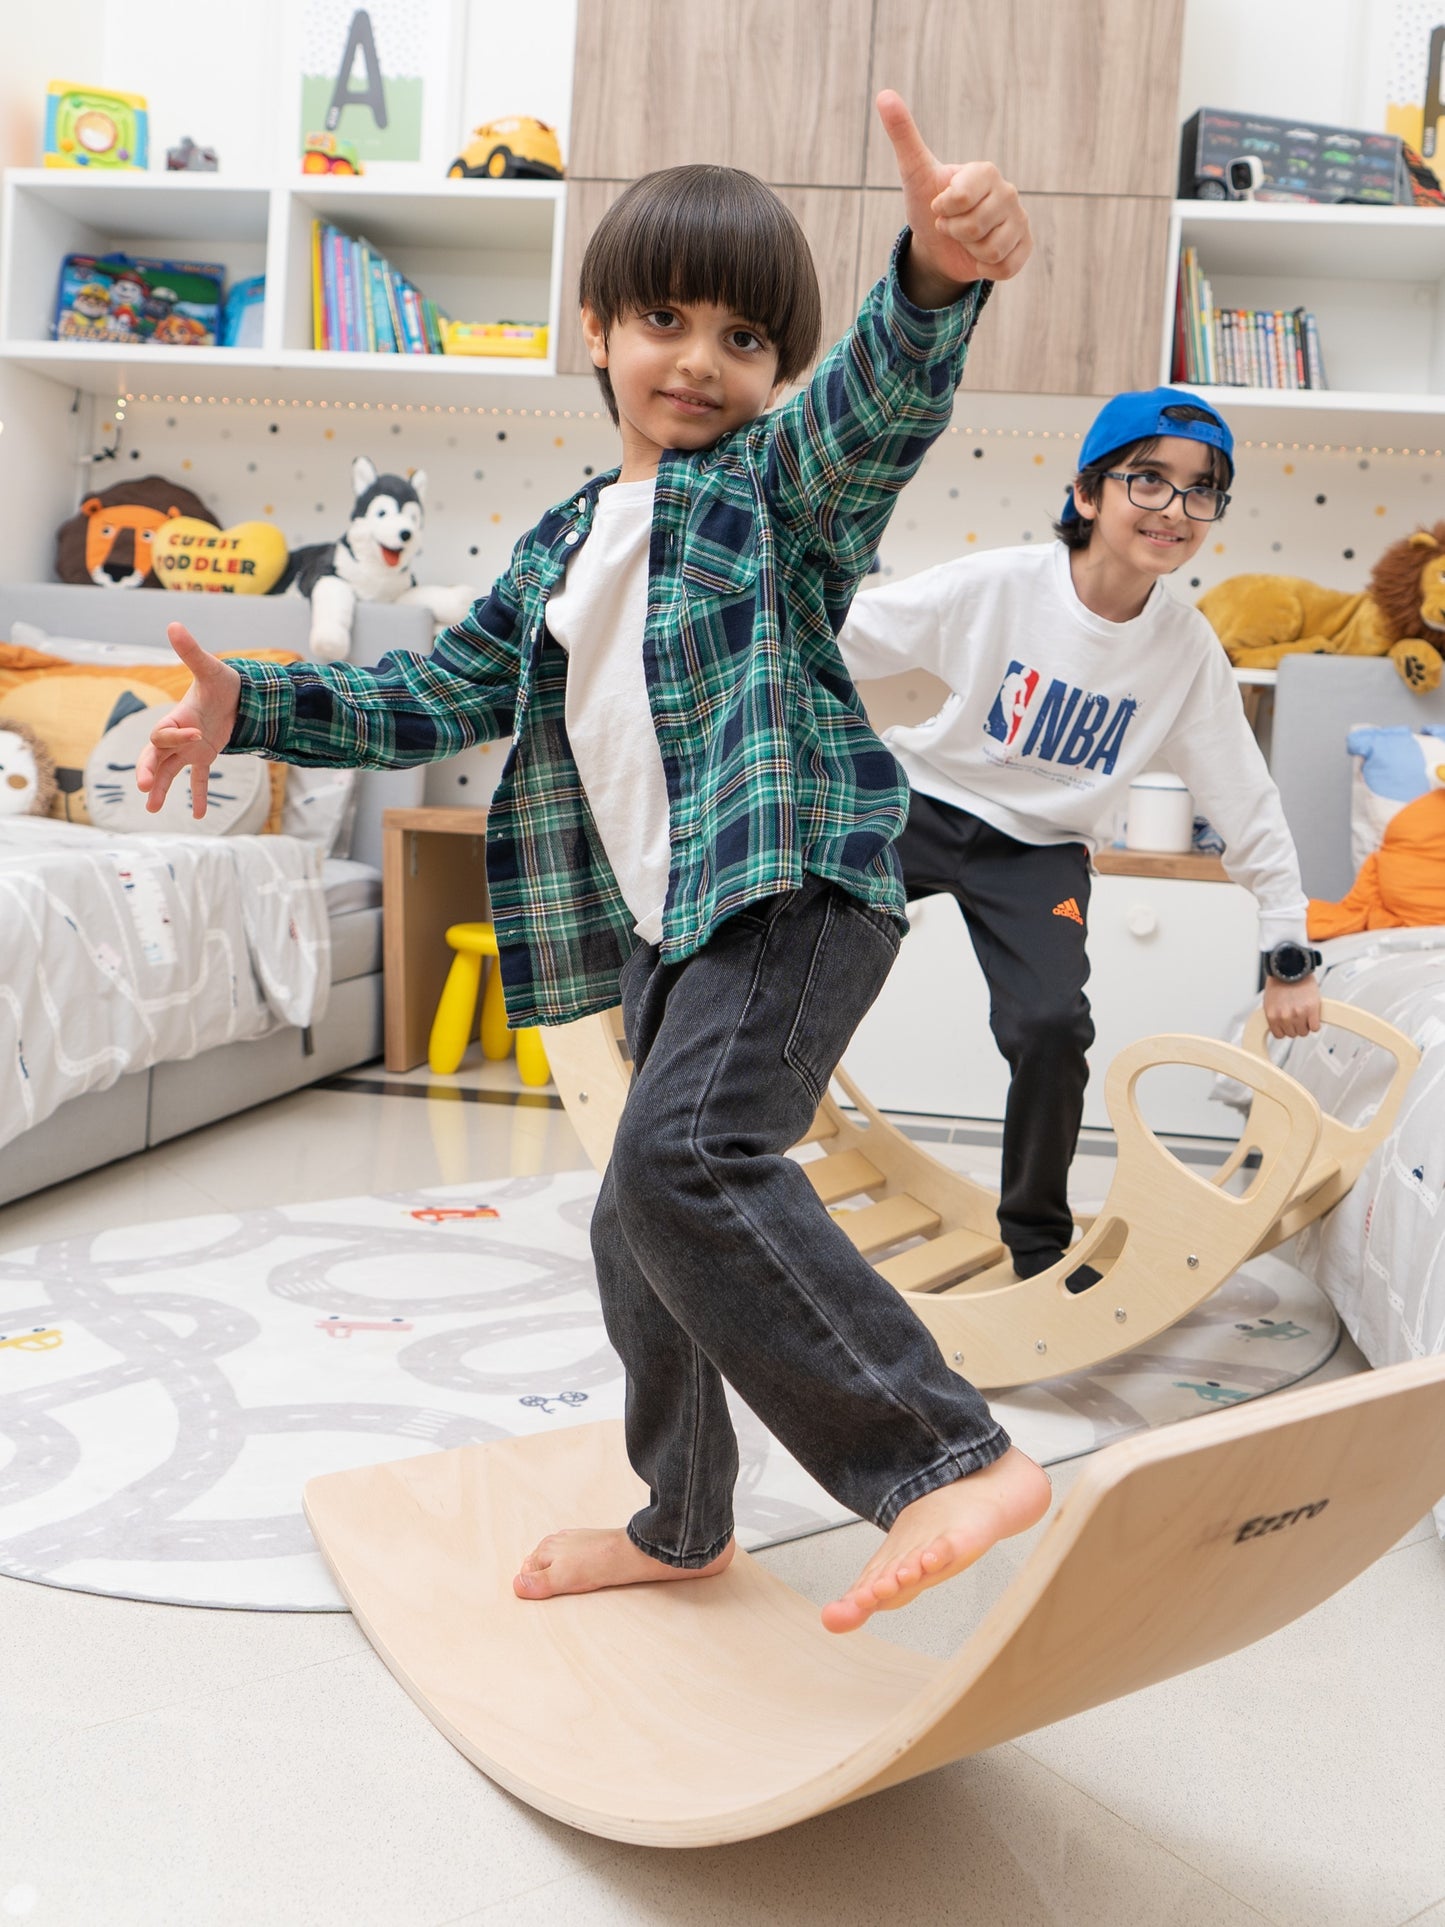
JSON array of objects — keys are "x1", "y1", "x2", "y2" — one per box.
[
  {"x1": 304, "y1": 1353, "x2": 1445, "y2": 1847},
  {"x1": 539, "y1": 997, "x2": 1417, "y2": 1389}
]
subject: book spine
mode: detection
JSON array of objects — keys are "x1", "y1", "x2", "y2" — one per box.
[
  {"x1": 1174, "y1": 251, "x2": 1190, "y2": 380},
  {"x1": 311, "y1": 220, "x2": 325, "y2": 350},
  {"x1": 384, "y1": 269, "x2": 407, "y2": 355},
  {"x1": 358, "y1": 239, "x2": 377, "y2": 353},
  {"x1": 1304, "y1": 313, "x2": 1328, "y2": 389},
  {"x1": 324, "y1": 228, "x2": 342, "y2": 353}
]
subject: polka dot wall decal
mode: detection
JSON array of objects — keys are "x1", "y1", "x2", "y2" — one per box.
[
  {"x1": 269, "y1": 424, "x2": 278, "y2": 434},
  {"x1": 1022, "y1": 530, "x2": 1033, "y2": 540},
  {"x1": 1344, "y1": 548, "x2": 1354, "y2": 559},
  {"x1": 315, "y1": 503, "x2": 324, "y2": 513},
  {"x1": 264, "y1": 504, "x2": 274, "y2": 515},
  {"x1": 1377, "y1": 505, "x2": 1387, "y2": 514},
  {"x1": 1359, "y1": 458, "x2": 1369, "y2": 468},
  {"x1": 181, "y1": 459, "x2": 192, "y2": 470},
  {"x1": 497, "y1": 431, "x2": 507, "y2": 440},
  {"x1": 1272, "y1": 541, "x2": 1282, "y2": 552},
  {"x1": 554, "y1": 436, "x2": 565, "y2": 447},
  {"x1": 1214, "y1": 542, "x2": 1225, "y2": 553},
  {"x1": 949, "y1": 488, "x2": 958, "y2": 498},
  {"x1": 130, "y1": 449, "x2": 140, "y2": 459},
  {"x1": 391, "y1": 423, "x2": 401, "y2": 434},
  {"x1": 1284, "y1": 463, "x2": 1294, "y2": 474},
  {"x1": 468, "y1": 545, "x2": 478, "y2": 556},
  {"x1": 583, "y1": 466, "x2": 594, "y2": 476},
  {"x1": 1315, "y1": 494, "x2": 1326, "y2": 505},
  {"x1": 973, "y1": 447, "x2": 984, "y2": 458},
  {"x1": 491, "y1": 512, "x2": 502, "y2": 522},
  {"x1": 1033, "y1": 454, "x2": 1044, "y2": 465},
  {"x1": 247, "y1": 462, "x2": 257, "y2": 472},
  {"x1": 166, "y1": 417, "x2": 176, "y2": 427},
  {"x1": 1189, "y1": 577, "x2": 1200, "y2": 587},
  {"x1": 967, "y1": 532, "x2": 977, "y2": 542}
]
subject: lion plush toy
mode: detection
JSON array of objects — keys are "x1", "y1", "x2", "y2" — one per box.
[
  {"x1": 54, "y1": 476, "x2": 219, "y2": 590},
  {"x1": 1198, "y1": 523, "x2": 1445, "y2": 694}
]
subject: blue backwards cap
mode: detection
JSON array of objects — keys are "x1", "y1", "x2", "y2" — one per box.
[{"x1": 1061, "y1": 386, "x2": 1234, "y2": 524}]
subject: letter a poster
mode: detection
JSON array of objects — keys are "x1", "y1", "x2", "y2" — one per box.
[{"x1": 289, "y1": 0, "x2": 464, "y2": 176}]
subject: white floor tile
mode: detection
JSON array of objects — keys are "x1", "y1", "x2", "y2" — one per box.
[
  {"x1": 1011, "y1": 1534, "x2": 1445, "y2": 1927},
  {"x1": 3, "y1": 1650, "x2": 610, "y2": 1927},
  {"x1": 0, "y1": 1571, "x2": 364, "y2": 1729},
  {"x1": 445, "y1": 1744, "x2": 1273, "y2": 1927}
]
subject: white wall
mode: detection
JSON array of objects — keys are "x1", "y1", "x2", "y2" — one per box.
[
  {"x1": 91, "y1": 0, "x2": 577, "y2": 180},
  {"x1": 0, "y1": 5, "x2": 109, "y2": 581},
  {"x1": 1178, "y1": 0, "x2": 1387, "y2": 132}
]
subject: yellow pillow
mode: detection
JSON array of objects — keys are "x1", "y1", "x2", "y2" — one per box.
[{"x1": 0, "y1": 641, "x2": 296, "y2": 829}]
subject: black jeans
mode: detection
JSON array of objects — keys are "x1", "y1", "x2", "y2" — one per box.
[
  {"x1": 892, "y1": 792, "x2": 1095, "y2": 1274},
  {"x1": 592, "y1": 874, "x2": 1009, "y2": 1567}
]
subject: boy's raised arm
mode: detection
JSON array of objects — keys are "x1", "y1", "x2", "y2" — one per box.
[
  {"x1": 138, "y1": 551, "x2": 529, "y2": 818},
  {"x1": 764, "y1": 92, "x2": 1030, "y2": 573}
]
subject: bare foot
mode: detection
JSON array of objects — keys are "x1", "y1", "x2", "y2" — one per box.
[
  {"x1": 821, "y1": 1446, "x2": 1052, "y2": 1634},
  {"x1": 512, "y1": 1526, "x2": 734, "y2": 1601}
]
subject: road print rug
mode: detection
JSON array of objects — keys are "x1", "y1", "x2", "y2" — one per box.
[{"x1": 0, "y1": 1172, "x2": 1339, "y2": 1609}]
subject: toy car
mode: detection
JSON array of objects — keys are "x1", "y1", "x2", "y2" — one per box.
[
  {"x1": 167, "y1": 135, "x2": 218, "y2": 172},
  {"x1": 302, "y1": 132, "x2": 360, "y2": 176},
  {"x1": 409, "y1": 1204, "x2": 501, "y2": 1224},
  {"x1": 447, "y1": 116, "x2": 563, "y2": 180}
]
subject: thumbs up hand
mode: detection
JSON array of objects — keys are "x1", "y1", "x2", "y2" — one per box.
[{"x1": 877, "y1": 90, "x2": 1032, "y2": 306}]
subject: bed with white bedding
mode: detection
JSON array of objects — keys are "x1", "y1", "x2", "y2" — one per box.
[
  {"x1": 1265, "y1": 656, "x2": 1445, "y2": 1534},
  {"x1": 0, "y1": 819, "x2": 330, "y2": 1156}
]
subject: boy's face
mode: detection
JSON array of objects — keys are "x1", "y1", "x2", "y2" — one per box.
[
  {"x1": 1074, "y1": 436, "x2": 1221, "y2": 583},
  {"x1": 581, "y1": 299, "x2": 783, "y2": 472}
]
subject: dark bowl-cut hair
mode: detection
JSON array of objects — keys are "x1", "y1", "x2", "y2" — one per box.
[
  {"x1": 1053, "y1": 403, "x2": 1234, "y2": 550},
  {"x1": 578, "y1": 165, "x2": 823, "y2": 425}
]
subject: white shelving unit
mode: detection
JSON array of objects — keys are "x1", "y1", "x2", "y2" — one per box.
[
  {"x1": 0, "y1": 169, "x2": 567, "y2": 405},
  {"x1": 1160, "y1": 200, "x2": 1445, "y2": 441}
]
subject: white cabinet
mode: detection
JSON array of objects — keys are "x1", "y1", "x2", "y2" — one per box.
[
  {"x1": 0, "y1": 169, "x2": 566, "y2": 404},
  {"x1": 1160, "y1": 199, "x2": 1445, "y2": 435},
  {"x1": 845, "y1": 872, "x2": 1259, "y2": 1139}
]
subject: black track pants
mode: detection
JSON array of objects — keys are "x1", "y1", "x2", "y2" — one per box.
[{"x1": 892, "y1": 790, "x2": 1095, "y2": 1272}]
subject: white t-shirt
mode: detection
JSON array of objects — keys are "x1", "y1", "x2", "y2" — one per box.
[
  {"x1": 837, "y1": 541, "x2": 1309, "y2": 947},
  {"x1": 546, "y1": 478, "x2": 671, "y2": 943}
]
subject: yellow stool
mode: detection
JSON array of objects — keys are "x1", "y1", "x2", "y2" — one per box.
[{"x1": 428, "y1": 921, "x2": 550, "y2": 1086}]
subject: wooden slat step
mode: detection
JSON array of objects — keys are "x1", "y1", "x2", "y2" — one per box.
[
  {"x1": 833, "y1": 1193, "x2": 942, "y2": 1256},
  {"x1": 877, "y1": 1226, "x2": 1005, "y2": 1293},
  {"x1": 803, "y1": 1148, "x2": 885, "y2": 1205}
]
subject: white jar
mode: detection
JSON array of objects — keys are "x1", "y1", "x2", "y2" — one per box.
[{"x1": 1124, "y1": 772, "x2": 1194, "y2": 853}]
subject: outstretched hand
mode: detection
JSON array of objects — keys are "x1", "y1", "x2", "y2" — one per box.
[
  {"x1": 135, "y1": 622, "x2": 242, "y2": 819},
  {"x1": 877, "y1": 89, "x2": 1032, "y2": 306}
]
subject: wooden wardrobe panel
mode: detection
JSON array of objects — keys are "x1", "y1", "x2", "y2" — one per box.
[
  {"x1": 570, "y1": 0, "x2": 874, "y2": 185},
  {"x1": 865, "y1": 0, "x2": 1185, "y2": 198},
  {"x1": 856, "y1": 190, "x2": 1168, "y2": 397},
  {"x1": 557, "y1": 184, "x2": 863, "y2": 381}
]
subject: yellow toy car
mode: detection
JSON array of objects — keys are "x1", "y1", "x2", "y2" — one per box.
[
  {"x1": 302, "y1": 133, "x2": 361, "y2": 176},
  {"x1": 447, "y1": 116, "x2": 563, "y2": 181}
]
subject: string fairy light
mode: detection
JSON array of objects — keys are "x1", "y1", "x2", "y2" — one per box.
[{"x1": 112, "y1": 394, "x2": 1445, "y2": 460}]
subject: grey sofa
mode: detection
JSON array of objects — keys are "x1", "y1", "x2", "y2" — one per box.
[{"x1": 0, "y1": 585, "x2": 439, "y2": 1207}]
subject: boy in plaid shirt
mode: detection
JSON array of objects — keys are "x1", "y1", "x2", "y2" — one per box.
[{"x1": 139, "y1": 94, "x2": 1049, "y2": 1634}]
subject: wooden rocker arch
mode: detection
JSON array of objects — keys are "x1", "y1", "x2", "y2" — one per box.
[
  {"x1": 540, "y1": 998, "x2": 1418, "y2": 1390},
  {"x1": 304, "y1": 1353, "x2": 1445, "y2": 1847}
]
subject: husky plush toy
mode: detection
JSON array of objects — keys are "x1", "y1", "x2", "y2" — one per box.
[{"x1": 277, "y1": 456, "x2": 474, "y2": 662}]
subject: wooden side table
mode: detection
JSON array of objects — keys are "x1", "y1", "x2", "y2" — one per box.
[{"x1": 381, "y1": 807, "x2": 490, "y2": 1071}]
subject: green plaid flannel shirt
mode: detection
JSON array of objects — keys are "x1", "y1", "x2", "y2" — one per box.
[{"x1": 229, "y1": 234, "x2": 988, "y2": 1025}]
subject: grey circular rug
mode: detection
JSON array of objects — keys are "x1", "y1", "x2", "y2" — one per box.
[{"x1": 0, "y1": 1172, "x2": 1339, "y2": 1609}]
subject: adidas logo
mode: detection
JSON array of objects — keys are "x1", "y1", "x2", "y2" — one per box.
[{"x1": 1052, "y1": 897, "x2": 1084, "y2": 925}]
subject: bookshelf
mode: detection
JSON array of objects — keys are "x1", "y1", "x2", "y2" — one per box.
[
  {"x1": 1160, "y1": 200, "x2": 1445, "y2": 436},
  {"x1": 0, "y1": 170, "x2": 567, "y2": 406}
]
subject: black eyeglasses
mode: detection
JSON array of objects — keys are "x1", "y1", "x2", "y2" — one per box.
[{"x1": 1101, "y1": 470, "x2": 1231, "y2": 522}]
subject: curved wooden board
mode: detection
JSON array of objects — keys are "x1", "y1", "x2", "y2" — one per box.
[{"x1": 304, "y1": 1355, "x2": 1445, "y2": 1847}]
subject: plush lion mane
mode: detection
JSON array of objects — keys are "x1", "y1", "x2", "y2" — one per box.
[
  {"x1": 1367, "y1": 521, "x2": 1445, "y2": 646},
  {"x1": 0, "y1": 716, "x2": 57, "y2": 815}
]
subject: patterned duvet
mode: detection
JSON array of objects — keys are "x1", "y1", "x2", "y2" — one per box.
[
  {"x1": 0, "y1": 819, "x2": 330, "y2": 1155},
  {"x1": 1269, "y1": 927, "x2": 1445, "y2": 1533}
]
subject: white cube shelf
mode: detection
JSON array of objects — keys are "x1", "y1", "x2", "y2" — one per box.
[
  {"x1": 1161, "y1": 199, "x2": 1445, "y2": 440},
  {"x1": 0, "y1": 169, "x2": 567, "y2": 403}
]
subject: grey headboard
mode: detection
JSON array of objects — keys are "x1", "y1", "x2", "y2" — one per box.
[
  {"x1": 0, "y1": 584, "x2": 441, "y2": 870},
  {"x1": 1271, "y1": 654, "x2": 1445, "y2": 902}
]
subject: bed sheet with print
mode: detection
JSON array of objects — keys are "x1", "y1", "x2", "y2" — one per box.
[{"x1": 0, "y1": 819, "x2": 330, "y2": 1157}]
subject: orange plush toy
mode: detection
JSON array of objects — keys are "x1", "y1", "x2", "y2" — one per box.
[{"x1": 1309, "y1": 790, "x2": 1445, "y2": 937}]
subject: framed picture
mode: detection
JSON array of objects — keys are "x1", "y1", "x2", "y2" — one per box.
[{"x1": 280, "y1": 1, "x2": 467, "y2": 180}]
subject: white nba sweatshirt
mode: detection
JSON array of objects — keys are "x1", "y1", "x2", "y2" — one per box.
[{"x1": 836, "y1": 541, "x2": 1309, "y2": 947}]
